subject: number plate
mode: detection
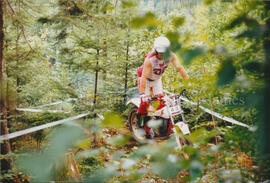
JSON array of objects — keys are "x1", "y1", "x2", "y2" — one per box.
[
  {"x1": 175, "y1": 122, "x2": 190, "y2": 135},
  {"x1": 169, "y1": 105, "x2": 182, "y2": 116}
]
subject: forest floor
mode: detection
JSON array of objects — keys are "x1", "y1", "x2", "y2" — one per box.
[
  {"x1": 83, "y1": 126, "x2": 219, "y2": 183},
  {"x1": 9, "y1": 120, "x2": 255, "y2": 183},
  {"x1": 90, "y1": 122, "x2": 256, "y2": 183}
]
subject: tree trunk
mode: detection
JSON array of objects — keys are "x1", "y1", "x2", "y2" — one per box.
[
  {"x1": 259, "y1": 1, "x2": 270, "y2": 178},
  {"x1": 124, "y1": 17, "x2": 130, "y2": 104},
  {"x1": 93, "y1": 49, "x2": 99, "y2": 105},
  {"x1": 124, "y1": 43, "x2": 129, "y2": 104},
  {"x1": 0, "y1": 0, "x2": 12, "y2": 171},
  {"x1": 264, "y1": 2, "x2": 270, "y2": 155}
]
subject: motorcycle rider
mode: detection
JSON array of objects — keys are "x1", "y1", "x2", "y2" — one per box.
[{"x1": 137, "y1": 36, "x2": 189, "y2": 138}]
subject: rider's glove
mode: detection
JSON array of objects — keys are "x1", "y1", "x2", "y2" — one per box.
[{"x1": 140, "y1": 93, "x2": 150, "y2": 103}]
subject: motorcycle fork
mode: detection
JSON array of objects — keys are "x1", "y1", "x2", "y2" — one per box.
[
  {"x1": 167, "y1": 105, "x2": 184, "y2": 150},
  {"x1": 167, "y1": 119, "x2": 173, "y2": 135}
]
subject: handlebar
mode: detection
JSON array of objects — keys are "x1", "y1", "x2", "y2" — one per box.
[{"x1": 149, "y1": 89, "x2": 186, "y2": 101}]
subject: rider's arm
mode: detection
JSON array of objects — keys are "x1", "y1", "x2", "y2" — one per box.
[
  {"x1": 170, "y1": 52, "x2": 189, "y2": 79},
  {"x1": 139, "y1": 58, "x2": 152, "y2": 94}
]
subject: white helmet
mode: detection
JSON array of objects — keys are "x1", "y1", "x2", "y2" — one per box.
[{"x1": 154, "y1": 36, "x2": 170, "y2": 53}]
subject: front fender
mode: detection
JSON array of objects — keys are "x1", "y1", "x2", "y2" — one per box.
[{"x1": 126, "y1": 98, "x2": 140, "y2": 108}]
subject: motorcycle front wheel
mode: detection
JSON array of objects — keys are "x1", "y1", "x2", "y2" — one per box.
[
  {"x1": 128, "y1": 106, "x2": 147, "y2": 142},
  {"x1": 128, "y1": 106, "x2": 172, "y2": 143}
]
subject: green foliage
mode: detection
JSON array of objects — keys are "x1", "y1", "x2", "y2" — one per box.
[
  {"x1": 217, "y1": 58, "x2": 236, "y2": 86},
  {"x1": 131, "y1": 11, "x2": 159, "y2": 30},
  {"x1": 181, "y1": 47, "x2": 205, "y2": 65},
  {"x1": 101, "y1": 113, "x2": 125, "y2": 128},
  {"x1": 16, "y1": 122, "x2": 84, "y2": 182},
  {"x1": 3, "y1": 0, "x2": 270, "y2": 182},
  {"x1": 122, "y1": 0, "x2": 136, "y2": 8},
  {"x1": 224, "y1": 126, "x2": 256, "y2": 155},
  {"x1": 172, "y1": 16, "x2": 185, "y2": 28}
]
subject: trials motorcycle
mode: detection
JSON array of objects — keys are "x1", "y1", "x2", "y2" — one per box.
[{"x1": 127, "y1": 89, "x2": 191, "y2": 149}]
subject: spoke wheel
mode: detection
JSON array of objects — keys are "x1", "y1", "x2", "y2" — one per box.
[{"x1": 128, "y1": 106, "x2": 147, "y2": 142}]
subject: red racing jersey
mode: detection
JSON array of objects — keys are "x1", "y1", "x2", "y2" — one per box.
[{"x1": 137, "y1": 50, "x2": 172, "y2": 80}]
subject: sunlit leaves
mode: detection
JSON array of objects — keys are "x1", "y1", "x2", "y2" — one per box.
[
  {"x1": 217, "y1": 58, "x2": 236, "y2": 87},
  {"x1": 131, "y1": 12, "x2": 159, "y2": 30},
  {"x1": 101, "y1": 113, "x2": 124, "y2": 128},
  {"x1": 181, "y1": 47, "x2": 205, "y2": 65}
]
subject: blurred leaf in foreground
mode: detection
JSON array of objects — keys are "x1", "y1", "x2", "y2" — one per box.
[
  {"x1": 172, "y1": 17, "x2": 185, "y2": 28},
  {"x1": 86, "y1": 166, "x2": 118, "y2": 183},
  {"x1": 243, "y1": 61, "x2": 264, "y2": 73},
  {"x1": 107, "y1": 134, "x2": 131, "y2": 146},
  {"x1": 131, "y1": 12, "x2": 158, "y2": 29},
  {"x1": 166, "y1": 32, "x2": 182, "y2": 53},
  {"x1": 166, "y1": 32, "x2": 180, "y2": 43},
  {"x1": 181, "y1": 47, "x2": 205, "y2": 65},
  {"x1": 16, "y1": 122, "x2": 84, "y2": 182},
  {"x1": 190, "y1": 128, "x2": 219, "y2": 145},
  {"x1": 224, "y1": 14, "x2": 259, "y2": 30},
  {"x1": 236, "y1": 25, "x2": 264, "y2": 39},
  {"x1": 217, "y1": 58, "x2": 236, "y2": 87}
]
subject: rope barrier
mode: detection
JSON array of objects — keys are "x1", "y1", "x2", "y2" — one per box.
[
  {"x1": 163, "y1": 90, "x2": 250, "y2": 128},
  {"x1": 0, "y1": 113, "x2": 90, "y2": 141},
  {"x1": 16, "y1": 108, "x2": 71, "y2": 113},
  {"x1": 31, "y1": 98, "x2": 77, "y2": 109},
  {"x1": 1, "y1": 89, "x2": 250, "y2": 141}
]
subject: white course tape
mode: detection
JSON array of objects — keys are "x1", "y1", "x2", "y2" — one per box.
[
  {"x1": 16, "y1": 108, "x2": 71, "y2": 114},
  {"x1": 97, "y1": 113, "x2": 104, "y2": 120},
  {"x1": 0, "y1": 113, "x2": 89, "y2": 141},
  {"x1": 32, "y1": 98, "x2": 77, "y2": 109},
  {"x1": 163, "y1": 90, "x2": 250, "y2": 128}
]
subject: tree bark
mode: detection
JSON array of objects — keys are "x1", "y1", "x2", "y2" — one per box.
[
  {"x1": 0, "y1": 0, "x2": 12, "y2": 171},
  {"x1": 264, "y1": 2, "x2": 270, "y2": 155},
  {"x1": 124, "y1": 43, "x2": 129, "y2": 104},
  {"x1": 124, "y1": 17, "x2": 130, "y2": 104},
  {"x1": 259, "y1": 2, "x2": 270, "y2": 178},
  {"x1": 93, "y1": 49, "x2": 99, "y2": 105}
]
